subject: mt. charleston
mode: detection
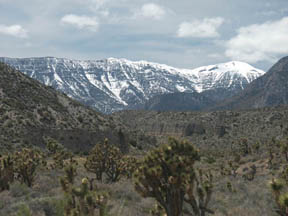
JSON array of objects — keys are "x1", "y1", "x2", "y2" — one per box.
[
  {"x1": 0, "y1": 57, "x2": 265, "y2": 113},
  {"x1": 213, "y1": 56, "x2": 288, "y2": 110}
]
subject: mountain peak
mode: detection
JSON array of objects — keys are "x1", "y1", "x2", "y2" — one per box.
[
  {"x1": 195, "y1": 60, "x2": 263, "y2": 74},
  {"x1": 179, "y1": 60, "x2": 265, "y2": 93}
]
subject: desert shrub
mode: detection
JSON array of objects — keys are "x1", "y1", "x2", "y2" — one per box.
[
  {"x1": 10, "y1": 182, "x2": 30, "y2": 197},
  {"x1": 15, "y1": 204, "x2": 32, "y2": 216},
  {"x1": 27, "y1": 197, "x2": 65, "y2": 216},
  {"x1": 238, "y1": 138, "x2": 250, "y2": 156}
]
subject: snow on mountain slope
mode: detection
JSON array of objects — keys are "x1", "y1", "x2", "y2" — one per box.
[
  {"x1": 181, "y1": 61, "x2": 265, "y2": 92},
  {"x1": 0, "y1": 57, "x2": 265, "y2": 113}
]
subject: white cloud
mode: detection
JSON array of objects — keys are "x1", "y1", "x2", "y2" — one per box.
[
  {"x1": 135, "y1": 3, "x2": 166, "y2": 20},
  {"x1": 225, "y1": 17, "x2": 288, "y2": 63},
  {"x1": 0, "y1": 24, "x2": 28, "y2": 38},
  {"x1": 61, "y1": 14, "x2": 99, "y2": 32},
  {"x1": 177, "y1": 17, "x2": 224, "y2": 38}
]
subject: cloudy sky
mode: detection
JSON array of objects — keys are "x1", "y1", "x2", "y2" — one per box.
[{"x1": 0, "y1": 0, "x2": 287, "y2": 70}]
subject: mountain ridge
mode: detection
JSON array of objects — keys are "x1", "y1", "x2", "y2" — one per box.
[
  {"x1": 211, "y1": 56, "x2": 288, "y2": 110},
  {"x1": 0, "y1": 57, "x2": 265, "y2": 113}
]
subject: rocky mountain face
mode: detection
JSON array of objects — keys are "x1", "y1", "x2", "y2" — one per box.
[
  {"x1": 0, "y1": 62, "x2": 154, "y2": 152},
  {"x1": 138, "y1": 87, "x2": 242, "y2": 111},
  {"x1": 0, "y1": 57, "x2": 264, "y2": 113},
  {"x1": 213, "y1": 56, "x2": 288, "y2": 110},
  {"x1": 139, "y1": 92, "x2": 215, "y2": 111}
]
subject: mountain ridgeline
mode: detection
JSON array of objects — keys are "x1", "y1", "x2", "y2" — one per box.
[{"x1": 0, "y1": 57, "x2": 264, "y2": 113}]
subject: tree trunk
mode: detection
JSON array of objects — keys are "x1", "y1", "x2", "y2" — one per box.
[{"x1": 164, "y1": 189, "x2": 184, "y2": 216}]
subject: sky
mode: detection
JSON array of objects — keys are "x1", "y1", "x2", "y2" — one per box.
[{"x1": 0, "y1": 0, "x2": 288, "y2": 71}]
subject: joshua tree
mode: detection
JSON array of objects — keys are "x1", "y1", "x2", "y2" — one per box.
[
  {"x1": 269, "y1": 178, "x2": 288, "y2": 216},
  {"x1": 85, "y1": 138, "x2": 124, "y2": 182},
  {"x1": 105, "y1": 144, "x2": 123, "y2": 182},
  {"x1": 133, "y1": 137, "x2": 213, "y2": 216},
  {"x1": 60, "y1": 173, "x2": 109, "y2": 216},
  {"x1": 0, "y1": 155, "x2": 14, "y2": 191},
  {"x1": 120, "y1": 155, "x2": 138, "y2": 179},
  {"x1": 45, "y1": 137, "x2": 74, "y2": 169},
  {"x1": 45, "y1": 137, "x2": 64, "y2": 156},
  {"x1": 84, "y1": 139, "x2": 110, "y2": 182},
  {"x1": 13, "y1": 148, "x2": 45, "y2": 187}
]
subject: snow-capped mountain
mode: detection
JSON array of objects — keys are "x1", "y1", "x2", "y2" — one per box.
[
  {"x1": 183, "y1": 61, "x2": 264, "y2": 92},
  {"x1": 0, "y1": 57, "x2": 265, "y2": 113}
]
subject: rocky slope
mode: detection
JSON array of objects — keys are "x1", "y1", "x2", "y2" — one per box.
[
  {"x1": 137, "y1": 87, "x2": 240, "y2": 112},
  {"x1": 0, "y1": 57, "x2": 264, "y2": 113},
  {"x1": 213, "y1": 56, "x2": 288, "y2": 110},
  {"x1": 139, "y1": 92, "x2": 215, "y2": 111},
  {"x1": 0, "y1": 62, "x2": 154, "y2": 152}
]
